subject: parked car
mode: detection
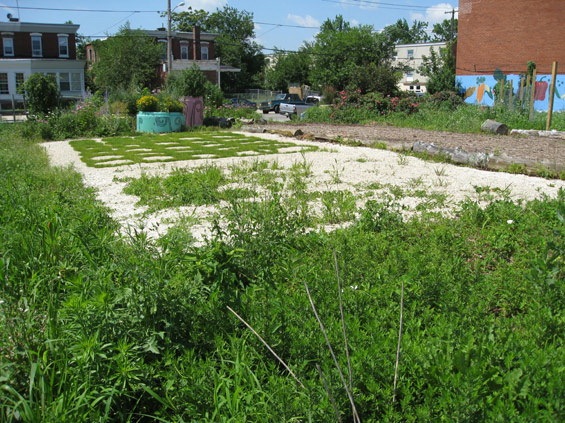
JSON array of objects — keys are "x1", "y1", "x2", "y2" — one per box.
[
  {"x1": 305, "y1": 95, "x2": 322, "y2": 104},
  {"x1": 227, "y1": 98, "x2": 257, "y2": 108},
  {"x1": 260, "y1": 93, "x2": 302, "y2": 114},
  {"x1": 279, "y1": 101, "x2": 316, "y2": 118}
]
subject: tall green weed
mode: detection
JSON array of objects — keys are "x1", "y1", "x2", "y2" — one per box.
[{"x1": 1, "y1": 127, "x2": 563, "y2": 421}]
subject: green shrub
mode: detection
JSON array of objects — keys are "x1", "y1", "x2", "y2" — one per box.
[
  {"x1": 157, "y1": 95, "x2": 184, "y2": 113},
  {"x1": 21, "y1": 73, "x2": 60, "y2": 115}
]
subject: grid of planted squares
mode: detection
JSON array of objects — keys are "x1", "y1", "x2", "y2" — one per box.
[{"x1": 70, "y1": 132, "x2": 317, "y2": 168}]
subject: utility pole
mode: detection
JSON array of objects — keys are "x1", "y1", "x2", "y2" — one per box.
[
  {"x1": 167, "y1": 1, "x2": 185, "y2": 73},
  {"x1": 445, "y1": 8, "x2": 457, "y2": 41},
  {"x1": 167, "y1": 0, "x2": 172, "y2": 73}
]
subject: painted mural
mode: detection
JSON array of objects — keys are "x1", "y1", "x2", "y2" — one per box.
[{"x1": 457, "y1": 72, "x2": 565, "y2": 112}]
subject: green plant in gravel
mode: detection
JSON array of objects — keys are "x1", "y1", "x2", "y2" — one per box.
[
  {"x1": 70, "y1": 131, "x2": 318, "y2": 168},
  {"x1": 2, "y1": 126, "x2": 564, "y2": 421},
  {"x1": 123, "y1": 165, "x2": 227, "y2": 211},
  {"x1": 321, "y1": 190, "x2": 358, "y2": 224}
]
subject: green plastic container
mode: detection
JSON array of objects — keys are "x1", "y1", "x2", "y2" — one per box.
[{"x1": 136, "y1": 112, "x2": 184, "y2": 133}]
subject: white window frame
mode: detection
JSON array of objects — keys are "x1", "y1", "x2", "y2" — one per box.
[
  {"x1": 407, "y1": 49, "x2": 414, "y2": 59},
  {"x1": 2, "y1": 34, "x2": 14, "y2": 57},
  {"x1": 31, "y1": 33, "x2": 42, "y2": 57},
  {"x1": 58, "y1": 34, "x2": 69, "y2": 58},
  {"x1": 70, "y1": 72, "x2": 81, "y2": 91},
  {"x1": 59, "y1": 72, "x2": 70, "y2": 91},
  {"x1": 58, "y1": 72, "x2": 82, "y2": 92},
  {"x1": 201, "y1": 43, "x2": 209, "y2": 60}
]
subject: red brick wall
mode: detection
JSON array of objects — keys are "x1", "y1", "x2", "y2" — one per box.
[
  {"x1": 457, "y1": 0, "x2": 565, "y2": 75},
  {"x1": 6, "y1": 31, "x2": 77, "y2": 59}
]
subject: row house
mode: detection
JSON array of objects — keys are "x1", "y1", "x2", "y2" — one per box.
[
  {"x1": 393, "y1": 42, "x2": 446, "y2": 94},
  {"x1": 86, "y1": 26, "x2": 239, "y2": 87},
  {"x1": 0, "y1": 20, "x2": 85, "y2": 109},
  {"x1": 456, "y1": 0, "x2": 565, "y2": 111}
]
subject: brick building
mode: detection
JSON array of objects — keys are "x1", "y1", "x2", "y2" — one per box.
[
  {"x1": 0, "y1": 20, "x2": 85, "y2": 109},
  {"x1": 456, "y1": 0, "x2": 565, "y2": 111},
  {"x1": 86, "y1": 26, "x2": 239, "y2": 87}
]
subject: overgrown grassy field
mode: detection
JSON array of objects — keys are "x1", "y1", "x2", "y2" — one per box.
[{"x1": 1, "y1": 121, "x2": 564, "y2": 421}]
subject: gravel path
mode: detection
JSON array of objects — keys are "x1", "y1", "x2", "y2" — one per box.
[{"x1": 42, "y1": 130, "x2": 565, "y2": 244}]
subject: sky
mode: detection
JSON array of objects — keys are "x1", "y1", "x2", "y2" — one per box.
[{"x1": 0, "y1": 0, "x2": 457, "y2": 52}]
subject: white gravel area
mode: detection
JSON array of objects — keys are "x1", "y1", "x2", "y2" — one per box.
[{"x1": 42, "y1": 132, "x2": 565, "y2": 244}]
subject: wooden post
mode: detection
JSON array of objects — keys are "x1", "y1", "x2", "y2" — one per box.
[
  {"x1": 509, "y1": 79, "x2": 514, "y2": 112},
  {"x1": 529, "y1": 68, "x2": 537, "y2": 121},
  {"x1": 546, "y1": 61, "x2": 558, "y2": 131}
]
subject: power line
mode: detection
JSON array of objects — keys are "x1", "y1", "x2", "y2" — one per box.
[
  {"x1": 321, "y1": 0, "x2": 453, "y2": 11},
  {"x1": 5, "y1": 6, "x2": 159, "y2": 13}
]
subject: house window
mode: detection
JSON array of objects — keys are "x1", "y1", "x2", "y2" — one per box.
[
  {"x1": 70, "y1": 72, "x2": 81, "y2": 91},
  {"x1": 406, "y1": 71, "x2": 414, "y2": 82},
  {"x1": 0, "y1": 73, "x2": 8, "y2": 94},
  {"x1": 407, "y1": 49, "x2": 414, "y2": 59},
  {"x1": 158, "y1": 39, "x2": 167, "y2": 61},
  {"x1": 31, "y1": 33, "x2": 42, "y2": 57},
  {"x1": 58, "y1": 72, "x2": 81, "y2": 91},
  {"x1": 201, "y1": 44, "x2": 209, "y2": 60},
  {"x1": 15, "y1": 73, "x2": 25, "y2": 92},
  {"x1": 59, "y1": 73, "x2": 70, "y2": 91},
  {"x1": 58, "y1": 34, "x2": 69, "y2": 58},
  {"x1": 2, "y1": 36, "x2": 14, "y2": 56},
  {"x1": 180, "y1": 43, "x2": 189, "y2": 60}
]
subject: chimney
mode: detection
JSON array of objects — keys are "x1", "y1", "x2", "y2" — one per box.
[{"x1": 193, "y1": 25, "x2": 201, "y2": 60}]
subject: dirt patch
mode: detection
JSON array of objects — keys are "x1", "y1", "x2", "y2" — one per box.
[{"x1": 247, "y1": 122, "x2": 565, "y2": 174}]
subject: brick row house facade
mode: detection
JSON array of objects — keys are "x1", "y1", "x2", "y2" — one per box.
[
  {"x1": 86, "y1": 26, "x2": 239, "y2": 87},
  {"x1": 456, "y1": 0, "x2": 565, "y2": 111},
  {"x1": 0, "y1": 20, "x2": 85, "y2": 109}
]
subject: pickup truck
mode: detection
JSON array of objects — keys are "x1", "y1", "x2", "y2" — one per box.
[
  {"x1": 279, "y1": 101, "x2": 315, "y2": 118},
  {"x1": 279, "y1": 95, "x2": 320, "y2": 118},
  {"x1": 260, "y1": 93, "x2": 302, "y2": 114}
]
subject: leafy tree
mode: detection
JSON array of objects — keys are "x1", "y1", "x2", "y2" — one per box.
[
  {"x1": 264, "y1": 47, "x2": 312, "y2": 91},
  {"x1": 90, "y1": 23, "x2": 162, "y2": 92},
  {"x1": 383, "y1": 18, "x2": 430, "y2": 44},
  {"x1": 172, "y1": 6, "x2": 265, "y2": 93},
  {"x1": 348, "y1": 62, "x2": 400, "y2": 95},
  {"x1": 419, "y1": 41, "x2": 460, "y2": 94},
  {"x1": 21, "y1": 73, "x2": 60, "y2": 115},
  {"x1": 165, "y1": 65, "x2": 208, "y2": 98},
  {"x1": 310, "y1": 15, "x2": 396, "y2": 92},
  {"x1": 431, "y1": 18, "x2": 458, "y2": 42},
  {"x1": 165, "y1": 65, "x2": 223, "y2": 107}
]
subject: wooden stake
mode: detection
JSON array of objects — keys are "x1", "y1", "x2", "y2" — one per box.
[
  {"x1": 529, "y1": 68, "x2": 537, "y2": 121},
  {"x1": 546, "y1": 61, "x2": 558, "y2": 131}
]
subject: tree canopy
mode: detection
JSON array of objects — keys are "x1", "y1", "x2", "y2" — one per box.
[
  {"x1": 382, "y1": 18, "x2": 430, "y2": 44},
  {"x1": 90, "y1": 24, "x2": 162, "y2": 92},
  {"x1": 264, "y1": 48, "x2": 312, "y2": 92},
  {"x1": 172, "y1": 6, "x2": 265, "y2": 93},
  {"x1": 309, "y1": 15, "x2": 397, "y2": 92}
]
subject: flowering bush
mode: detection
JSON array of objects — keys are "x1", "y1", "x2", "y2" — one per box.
[
  {"x1": 136, "y1": 94, "x2": 184, "y2": 113},
  {"x1": 136, "y1": 95, "x2": 159, "y2": 112}
]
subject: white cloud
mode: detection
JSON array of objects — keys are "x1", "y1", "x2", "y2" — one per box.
[
  {"x1": 411, "y1": 3, "x2": 457, "y2": 24},
  {"x1": 287, "y1": 14, "x2": 320, "y2": 28}
]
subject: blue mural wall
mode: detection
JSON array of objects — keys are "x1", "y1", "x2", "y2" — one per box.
[{"x1": 457, "y1": 73, "x2": 565, "y2": 112}]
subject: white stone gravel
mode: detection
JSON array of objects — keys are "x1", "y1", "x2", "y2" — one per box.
[{"x1": 42, "y1": 132, "x2": 565, "y2": 244}]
